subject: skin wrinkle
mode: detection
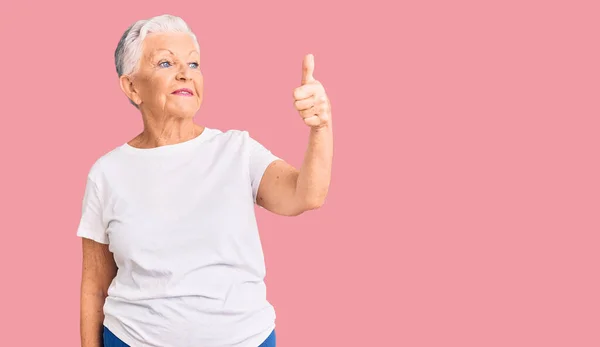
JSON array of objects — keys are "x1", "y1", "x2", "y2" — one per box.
[
  {"x1": 119, "y1": 32, "x2": 205, "y2": 148},
  {"x1": 81, "y1": 18, "x2": 331, "y2": 347}
]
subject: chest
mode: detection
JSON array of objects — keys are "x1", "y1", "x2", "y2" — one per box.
[{"x1": 102, "y1": 153, "x2": 257, "y2": 264}]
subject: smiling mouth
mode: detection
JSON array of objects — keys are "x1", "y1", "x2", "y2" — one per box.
[{"x1": 172, "y1": 89, "x2": 194, "y2": 96}]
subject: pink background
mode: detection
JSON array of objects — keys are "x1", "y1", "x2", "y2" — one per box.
[{"x1": 2, "y1": 0, "x2": 599, "y2": 346}]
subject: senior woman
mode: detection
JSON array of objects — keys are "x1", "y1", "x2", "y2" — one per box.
[{"x1": 77, "y1": 14, "x2": 333, "y2": 347}]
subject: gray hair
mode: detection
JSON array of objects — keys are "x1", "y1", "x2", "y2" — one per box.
[{"x1": 114, "y1": 14, "x2": 200, "y2": 107}]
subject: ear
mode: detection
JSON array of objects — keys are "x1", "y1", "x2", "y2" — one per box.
[{"x1": 119, "y1": 75, "x2": 142, "y2": 106}]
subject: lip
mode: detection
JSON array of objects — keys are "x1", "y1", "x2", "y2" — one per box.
[{"x1": 171, "y1": 88, "x2": 194, "y2": 96}]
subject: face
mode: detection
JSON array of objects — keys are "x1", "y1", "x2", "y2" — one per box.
[{"x1": 122, "y1": 32, "x2": 203, "y2": 118}]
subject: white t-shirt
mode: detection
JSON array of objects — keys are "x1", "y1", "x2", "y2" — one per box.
[{"x1": 76, "y1": 127, "x2": 280, "y2": 347}]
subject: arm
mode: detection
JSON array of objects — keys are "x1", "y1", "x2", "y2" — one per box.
[
  {"x1": 80, "y1": 238, "x2": 117, "y2": 347},
  {"x1": 295, "y1": 123, "x2": 333, "y2": 208},
  {"x1": 257, "y1": 54, "x2": 333, "y2": 216},
  {"x1": 257, "y1": 124, "x2": 333, "y2": 216}
]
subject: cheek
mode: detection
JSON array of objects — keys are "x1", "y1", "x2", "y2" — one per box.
[
  {"x1": 194, "y1": 77, "x2": 204, "y2": 96},
  {"x1": 148, "y1": 75, "x2": 172, "y2": 102}
]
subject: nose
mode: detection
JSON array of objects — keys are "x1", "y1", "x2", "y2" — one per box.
[{"x1": 176, "y1": 64, "x2": 192, "y2": 81}]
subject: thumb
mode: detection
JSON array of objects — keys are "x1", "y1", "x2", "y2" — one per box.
[{"x1": 301, "y1": 54, "x2": 315, "y2": 84}]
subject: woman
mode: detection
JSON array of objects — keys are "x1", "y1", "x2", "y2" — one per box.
[{"x1": 77, "y1": 14, "x2": 333, "y2": 347}]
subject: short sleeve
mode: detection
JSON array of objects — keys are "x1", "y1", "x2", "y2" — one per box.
[
  {"x1": 76, "y1": 176, "x2": 109, "y2": 244},
  {"x1": 247, "y1": 133, "x2": 280, "y2": 203}
]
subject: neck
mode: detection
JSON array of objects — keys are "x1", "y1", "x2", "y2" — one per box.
[{"x1": 130, "y1": 111, "x2": 204, "y2": 148}]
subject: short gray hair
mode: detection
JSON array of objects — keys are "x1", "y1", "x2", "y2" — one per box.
[{"x1": 114, "y1": 14, "x2": 200, "y2": 107}]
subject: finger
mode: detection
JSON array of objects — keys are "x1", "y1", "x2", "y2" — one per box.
[
  {"x1": 317, "y1": 95, "x2": 330, "y2": 113},
  {"x1": 303, "y1": 115, "x2": 321, "y2": 127},
  {"x1": 294, "y1": 97, "x2": 314, "y2": 111},
  {"x1": 293, "y1": 83, "x2": 321, "y2": 100},
  {"x1": 301, "y1": 54, "x2": 315, "y2": 85},
  {"x1": 299, "y1": 106, "x2": 318, "y2": 119}
]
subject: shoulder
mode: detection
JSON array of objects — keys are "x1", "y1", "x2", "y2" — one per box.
[
  {"x1": 205, "y1": 127, "x2": 259, "y2": 148},
  {"x1": 83, "y1": 145, "x2": 126, "y2": 185},
  {"x1": 205, "y1": 128, "x2": 277, "y2": 164},
  {"x1": 208, "y1": 127, "x2": 249, "y2": 140}
]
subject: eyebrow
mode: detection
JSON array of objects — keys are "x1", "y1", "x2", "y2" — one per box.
[{"x1": 152, "y1": 49, "x2": 199, "y2": 58}]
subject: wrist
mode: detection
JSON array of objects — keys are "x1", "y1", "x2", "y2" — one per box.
[{"x1": 310, "y1": 119, "x2": 332, "y2": 133}]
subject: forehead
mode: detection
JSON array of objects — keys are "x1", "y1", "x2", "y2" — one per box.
[{"x1": 142, "y1": 32, "x2": 199, "y2": 58}]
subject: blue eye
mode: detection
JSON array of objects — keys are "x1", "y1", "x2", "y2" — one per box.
[
  {"x1": 159, "y1": 61, "x2": 171, "y2": 68},
  {"x1": 189, "y1": 62, "x2": 199, "y2": 69}
]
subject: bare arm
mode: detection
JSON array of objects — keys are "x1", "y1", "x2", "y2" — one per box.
[
  {"x1": 294, "y1": 124, "x2": 333, "y2": 208},
  {"x1": 256, "y1": 54, "x2": 333, "y2": 216},
  {"x1": 257, "y1": 124, "x2": 333, "y2": 216},
  {"x1": 80, "y1": 238, "x2": 117, "y2": 347}
]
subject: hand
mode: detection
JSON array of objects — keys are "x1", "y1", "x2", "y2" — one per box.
[{"x1": 293, "y1": 54, "x2": 331, "y2": 128}]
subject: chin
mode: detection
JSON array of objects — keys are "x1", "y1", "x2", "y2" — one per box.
[
  {"x1": 175, "y1": 110, "x2": 198, "y2": 119},
  {"x1": 167, "y1": 104, "x2": 200, "y2": 118}
]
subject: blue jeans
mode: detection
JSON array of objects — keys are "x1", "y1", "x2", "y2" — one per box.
[{"x1": 103, "y1": 326, "x2": 276, "y2": 347}]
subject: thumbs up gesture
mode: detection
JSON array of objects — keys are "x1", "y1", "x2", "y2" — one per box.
[{"x1": 293, "y1": 54, "x2": 331, "y2": 128}]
